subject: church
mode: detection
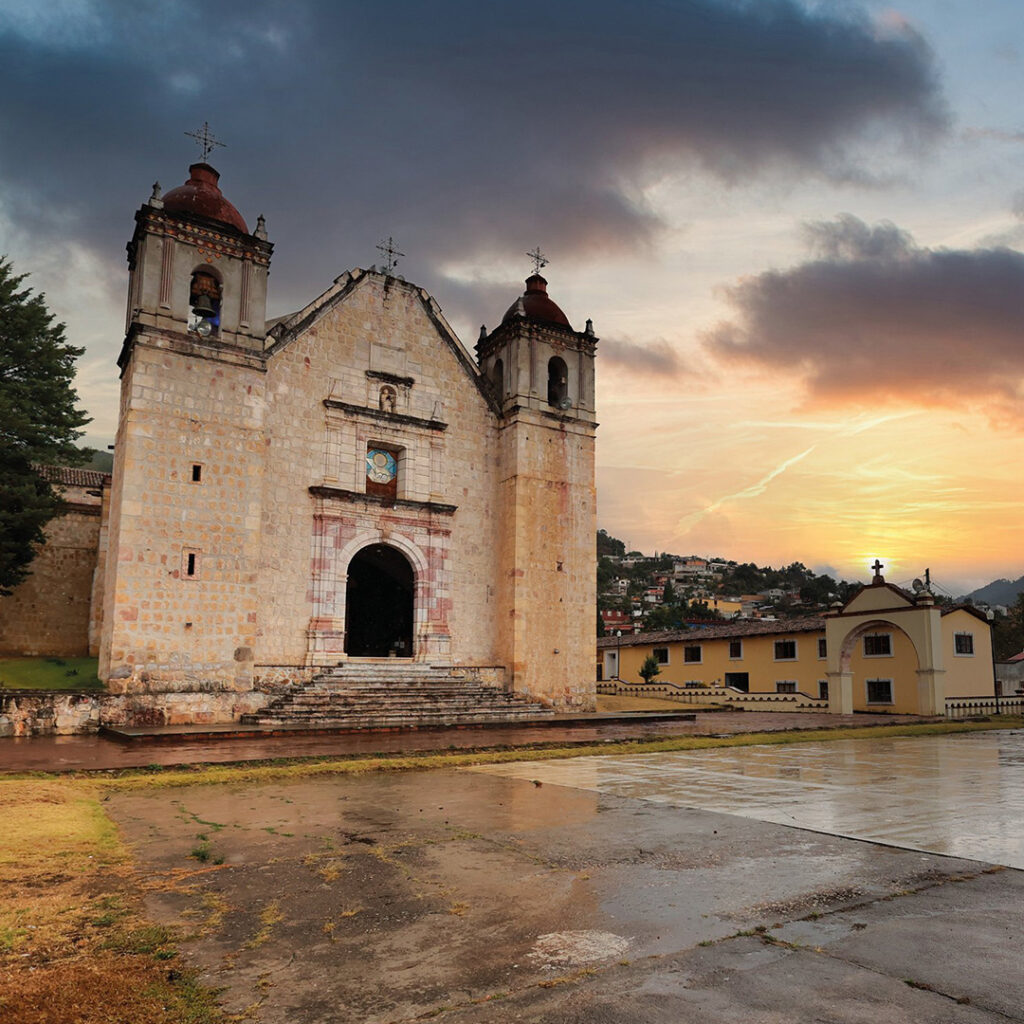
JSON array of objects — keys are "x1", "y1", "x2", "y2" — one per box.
[{"x1": 3, "y1": 156, "x2": 599, "y2": 725}]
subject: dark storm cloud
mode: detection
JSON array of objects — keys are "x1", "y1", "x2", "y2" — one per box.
[
  {"x1": 706, "y1": 215, "x2": 1024, "y2": 423},
  {"x1": 600, "y1": 337, "x2": 686, "y2": 377},
  {"x1": 0, "y1": 0, "x2": 947, "y2": 320}
]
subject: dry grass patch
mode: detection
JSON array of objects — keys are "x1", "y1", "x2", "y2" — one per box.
[
  {"x1": 0, "y1": 778, "x2": 225, "y2": 1024},
  {"x1": 596, "y1": 694, "x2": 707, "y2": 712}
]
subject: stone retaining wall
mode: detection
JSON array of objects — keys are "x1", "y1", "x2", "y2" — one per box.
[{"x1": 0, "y1": 689, "x2": 271, "y2": 737}]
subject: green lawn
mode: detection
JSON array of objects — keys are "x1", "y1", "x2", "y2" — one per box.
[{"x1": 0, "y1": 657, "x2": 103, "y2": 690}]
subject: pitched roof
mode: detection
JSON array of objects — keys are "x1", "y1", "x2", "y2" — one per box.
[
  {"x1": 597, "y1": 616, "x2": 826, "y2": 649},
  {"x1": 34, "y1": 464, "x2": 110, "y2": 488}
]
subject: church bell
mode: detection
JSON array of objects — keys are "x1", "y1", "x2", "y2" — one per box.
[{"x1": 191, "y1": 294, "x2": 217, "y2": 318}]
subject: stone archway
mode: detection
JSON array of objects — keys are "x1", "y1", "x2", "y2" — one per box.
[
  {"x1": 344, "y1": 544, "x2": 414, "y2": 657},
  {"x1": 826, "y1": 603, "x2": 945, "y2": 715}
]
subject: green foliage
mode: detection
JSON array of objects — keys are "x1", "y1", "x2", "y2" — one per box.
[
  {"x1": 993, "y1": 592, "x2": 1024, "y2": 661},
  {"x1": 638, "y1": 654, "x2": 661, "y2": 684},
  {"x1": 0, "y1": 257, "x2": 90, "y2": 594},
  {"x1": 596, "y1": 529, "x2": 626, "y2": 558}
]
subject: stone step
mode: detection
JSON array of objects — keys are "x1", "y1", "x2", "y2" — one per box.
[
  {"x1": 239, "y1": 708, "x2": 552, "y2": 727},
  {"x1": 242, "y1": 667, "x2": 548, "y2": 730}
]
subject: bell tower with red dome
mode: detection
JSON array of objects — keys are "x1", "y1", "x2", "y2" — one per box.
[
  {"x1": 123, "y1": 162, "x2": 272, "y2": 351},
  {"x1": 476, "y1": 271, "x2": 598, "y2": 706},
  {"x1": 99, "y1": 160, "x2": 273, "y2": 693}
]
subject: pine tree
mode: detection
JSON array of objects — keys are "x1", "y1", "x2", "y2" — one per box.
[{"x1": 0, "y1": 257, "x2": 90, "y2": 594}]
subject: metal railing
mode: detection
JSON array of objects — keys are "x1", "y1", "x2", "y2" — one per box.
[{"x1": 945, "y1": 694, "x2": 1024, "y2": 719}]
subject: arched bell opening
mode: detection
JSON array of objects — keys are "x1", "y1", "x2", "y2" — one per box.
[
  {"x1": 344, "y1": 543, "x2": 414, "y2": 657},
  {"x1": 547, "y1": 355, "x2": 569, "y2": 408},
  {"x1": 189, "y1": 269, "x2": 222, "y2": 337}
]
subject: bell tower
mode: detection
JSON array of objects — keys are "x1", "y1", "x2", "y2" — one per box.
[
  {"x1": 477, "y1": 272, "x2": 597, "y2": 707},
  {"x1": 99, "y1": 158, "x2": 273, "y2": 694}
]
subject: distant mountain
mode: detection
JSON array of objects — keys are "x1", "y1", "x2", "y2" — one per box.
[{"x1": 962, "y1": 576, "x2": 1024, "y2": 607}]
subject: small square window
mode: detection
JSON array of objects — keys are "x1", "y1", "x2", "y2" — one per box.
[
  {"x1": 774, "y1": 639, "x2": 797, "y2": 661},
  {"x1": 864, "y1": 634, "x2": 892, "y2": 657},
  {"x1": 653, "y1": 647, "x2": 669, "y2": 665},
  {"x1": 191, "y1": 464, "x2": 202, "y2": 483},
  {"x1": 684, "y1": 645, "x2": 702, "y2": 664},
  {"x1": 776, "y1": 681, "x2": 797, "y2": 694},
  {"x1": 729, "y1": 640, "x2": 743, "y2": 659},
  {"x1": 954, "y1": 633, "x2": 974, "y2": 656},
  {"x1": 817, "y1": 638, "x2": 827, "y2": 659},
  {"x1": 866, "y1": 678, "x2": 893, "y2": 704}
]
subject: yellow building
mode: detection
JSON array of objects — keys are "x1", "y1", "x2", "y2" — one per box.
[{"x1": 599, "y1": 571, "x2": 993, "y2": 715}]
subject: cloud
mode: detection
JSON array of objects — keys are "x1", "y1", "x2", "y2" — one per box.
[
  {"x1": 599, "y1": 337, "x2": 686, "y2": 377},
  {"x1": 705, "y1": 215, "x2": 1024, "y2": 424},
  {"x1": 677, "y1": 445, "x2": 817, "y2": 533},
  {"x1": 0, "y1": 0, "x2": 947, "y2": 322}
]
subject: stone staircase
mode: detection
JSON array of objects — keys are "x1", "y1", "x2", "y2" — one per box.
[{"x1": 240, "y1": 662, "x2": 555, "y2": 731}]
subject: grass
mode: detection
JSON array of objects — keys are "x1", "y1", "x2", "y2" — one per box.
[
  {"x1": 0, "y1": 777, "x2": 226, "y2": 1023},
  {"x1": 596, "y1": 694, "x2": 707, "y2": 712},
  {"x1": 0, "y1": 656, "x2": 103, "y2": 690}
]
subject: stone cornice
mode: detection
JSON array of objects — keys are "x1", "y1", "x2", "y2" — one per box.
[
  {"x1": 322, "y1": 399, "x2": 447, "y2": 432},
  {"x1": 117, "y1": 323, "x2": 268, "y2": 376},
  {"x1": 366, "y1": 369, "x2": 415, "y2": 388},
  {"x1": 309, "y1": 485, "x2": 457, "y2": 516}
]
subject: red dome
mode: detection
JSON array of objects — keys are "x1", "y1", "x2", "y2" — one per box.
[
  {"x1": 162, "y1": 163, "x2": 248, "y2": 233},
  {"x1": 502, "y1": 274, "x2": 571, "y2": 328}
]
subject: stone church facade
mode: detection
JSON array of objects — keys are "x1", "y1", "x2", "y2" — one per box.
[{"x1": 32, "y1": 159, "x2": 596, "y2": 717}]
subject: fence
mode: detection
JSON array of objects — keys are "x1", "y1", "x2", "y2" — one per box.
[
  {"x1": 597, "y1": 679, "x2": 828, "y2": 712},
  {"x1": 945, "y1": 694, "x2": 1024, "y2": 719}
]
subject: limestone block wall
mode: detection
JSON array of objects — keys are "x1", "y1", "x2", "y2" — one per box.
[
  {"x1": 257, "y1": 272, "x2": 502, "y2": 668},
  {"x1": 99, "y1": 333, "x2": 267, "y2": 690},
  {"x1": 0, "y1": 497, "x2": 103, "y2": 657},
  {"x1": 497, "y1": 411, "x2": 597, "y2": 708}
]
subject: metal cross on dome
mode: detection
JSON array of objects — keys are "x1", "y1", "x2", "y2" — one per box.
[
  {"x1": 377, "y1": 236, "x2": 405, "y2": 275},
  {"x1": 185, "y1": 122, "x2": 225, "y2": 163},
  {"x1": 527, "y1": 246, "x2": 549, "y2": 275},
  {"x1": 872, "y1": 559, "x2": 885, "y2": 577}
]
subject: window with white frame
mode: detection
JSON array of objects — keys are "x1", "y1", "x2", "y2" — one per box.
[
  {"x1": 817, "y1": 637, "x2": 827, "y2": 659},
  {"x1": 729, "y1": 640, "x2": 743, "y2": 659},
  {"x1": 863, "y1": 633, "x2": 892, "y2": 657},
  {"x1": 866, "y1": 678, "x2": 893, "y2": 704},
  {"x1": 653, "y1": 647, "x2": 670, "y2": 665},
  {"x1": 776, "y1": 681, "x2": 797, "y2": 694},
  {"x1": 954, "y1": 633, "x2": 975, "y2": 656},
  {"x1": 774, "y1": 639, "x2": 797, "y2": 661},
  {"x1": 683, "y1": 645, "x2": 702, "y2": 664},
  {"x1": 818, "y1": 680, "x2": 829, "y2": 700}
]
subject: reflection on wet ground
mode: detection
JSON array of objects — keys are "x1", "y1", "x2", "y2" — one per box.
[
  {"x1": 472, "y1": 730, "x2": 1024, "y2": 868},
  {"x1": 0, "y1": 710, "x2": 920, "y2": 773}
]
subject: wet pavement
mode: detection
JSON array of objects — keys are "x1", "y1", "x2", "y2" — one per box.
[
  {"x1": 105, "y1": 728, "x2": 1024, "y2": 1023},
  {"x1": 473, "y1": 729, "x2": 1024, "y2": 868},
  {"x1": 0, "y1": 710, "x2": 925, "y2": 773}
]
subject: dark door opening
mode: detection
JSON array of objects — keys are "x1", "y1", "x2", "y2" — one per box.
[
  {"x1": 345, "y1": 544, "x2": 414, "y2": 657},
  {"x1": 724, "y1": 672, "x2": 749, "y2": 692}
]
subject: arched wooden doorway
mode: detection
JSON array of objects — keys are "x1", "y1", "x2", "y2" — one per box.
[{"x1": 344, "y1": 544, "x2": 414, "y2": 657}]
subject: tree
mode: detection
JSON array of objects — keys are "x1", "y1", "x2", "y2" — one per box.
[
  {"x1": 638, "y1": 654, "x2": 661, "y2": 684},
  {"x1": 0, "y1": 257, "x2": 90, "y2": 594},
  {"x1": 662, "y1": 579, "x2": 676, "y2": 604}
]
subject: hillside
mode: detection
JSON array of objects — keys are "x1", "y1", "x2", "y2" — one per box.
[{"x1": 962, "y1": 576, "x2": 1024, "y2": 607}]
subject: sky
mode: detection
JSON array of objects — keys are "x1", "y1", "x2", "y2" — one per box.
[{"x1": 1, "y1": 0, "x2": 1022, "y2": 595}]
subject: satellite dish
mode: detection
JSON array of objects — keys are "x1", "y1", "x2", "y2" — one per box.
[
  {"x1": 557, "y1": 396, "x2": 572, "y2": 411},
  {"x1": 912, "y1": 579, "x2": 924, "y2": 593}
]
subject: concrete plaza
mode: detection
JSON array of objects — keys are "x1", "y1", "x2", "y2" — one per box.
[{"x1": 107, "y1": 728, "x2": 1024, "y2": 1022}]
